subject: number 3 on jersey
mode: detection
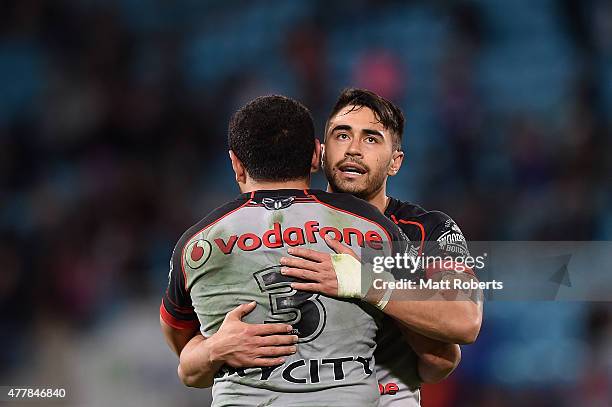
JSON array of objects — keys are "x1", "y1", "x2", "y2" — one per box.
[{"x1": 254, "y1": 266, "x2": 326, "y2": 343}]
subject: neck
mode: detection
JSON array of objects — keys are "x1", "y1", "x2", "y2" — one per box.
[
  {"x1": 326, "y1": 184, "x2": 389, "y2": 214},
  {"x1": 240, "y1": 178, "x2": 310, "y2": 193},
  {"x1": 367, "y1": 188, "x2": 390, "y2": 214}
]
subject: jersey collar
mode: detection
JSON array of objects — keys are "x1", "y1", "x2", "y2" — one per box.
[
  {"x1": 384, "y1": 196, "x2": 401, "y2": 217},
  {"x1": 238, "y1": 189, "x2": 320, "y2": 200}
]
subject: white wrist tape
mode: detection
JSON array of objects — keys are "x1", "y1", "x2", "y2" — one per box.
[
  {"x1": 374, "y1": 283, "x2": 393, "y2": 310},
  {"x1": 331, "y1": 253, "x2": 394, "y2": 310},
  {"x1": 330, "y1": 253, "x2": 364, "y2": 299}
]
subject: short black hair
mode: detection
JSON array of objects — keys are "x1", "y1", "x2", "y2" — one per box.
[
  {"x1": 228, "y1": 95, "x2": 315, "y2": 182},
  {"x1": 326, "y1": 88, "x2": 404, "y2": 150}
]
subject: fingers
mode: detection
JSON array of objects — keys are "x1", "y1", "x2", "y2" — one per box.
[
  {"x1": 257, "y1": 346, "x2": 297, "y2": 357},
  {"x1": 251, "y1": 357, "x2": 287, "y2": 367},
  {"x1": 286, "y1": 247, "x2": 327, "y2": 262},
  {"x1": 324, "y1": 236, "x2": 358, "y2": 258},
  {"x1": 280, "y1": 267, "x2": 319, "y2": 282},
  {"x1": 279, "y1": 256, "x2": 320, "y2": 271},
  {"x1": 250, "y1": 323, "x2": 294, "y2": 336},
  {"x1": 290, "y1": 282, "x2": 320, "y2": 292},
  {"x1": 258, "y1": 335, "x2": 299, "y2": 347},
  {"x1": 227, "y1": 301, "x2": 257, "y2": 320}
]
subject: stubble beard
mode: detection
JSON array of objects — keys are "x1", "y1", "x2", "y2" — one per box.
[{"x1": 323, "y1": 157, "x2": 387, "y2": 201}]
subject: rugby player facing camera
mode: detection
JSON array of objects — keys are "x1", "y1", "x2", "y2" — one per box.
[{"x1": 161, "y1": 90, "x2": 483, "y2": 407}]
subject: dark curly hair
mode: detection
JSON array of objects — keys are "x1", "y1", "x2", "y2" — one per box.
[
  {"x1": 326, "y1": 88, "x2": 404, "y2": 151},
  {"x1": 228, "y1": 95, "x2": 315, "y2": 182}
]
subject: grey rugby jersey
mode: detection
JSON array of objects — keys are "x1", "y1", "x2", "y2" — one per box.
[{"x1": 161, "y1": 189, "x2": 406, "y2": 407}]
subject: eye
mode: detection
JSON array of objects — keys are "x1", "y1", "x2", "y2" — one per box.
[
  {"x1": 337, "y1": 133, "x2": 350, "y2": 140},
  {"x1": 364, "y1": 136, "x2": 378, "y2": 144}
]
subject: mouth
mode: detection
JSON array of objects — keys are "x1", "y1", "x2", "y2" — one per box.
[{"x1": 337, "y1": 162, "x2": 367, "y2": 177}]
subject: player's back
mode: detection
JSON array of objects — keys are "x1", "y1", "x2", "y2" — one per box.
[{"x1": 180, "y1": 189, "x2": 403, "y2": 407}]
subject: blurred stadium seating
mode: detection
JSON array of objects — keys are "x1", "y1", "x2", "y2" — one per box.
[{"x1": 0, "y1": 1, "x2": 610, "y2": 406}]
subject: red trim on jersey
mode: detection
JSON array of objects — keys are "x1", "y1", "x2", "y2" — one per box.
[
  {"x1": 245, "y1": 198, "x2": 315, "y2": 208},
  {"x1": 160, "y1": 299, "x2": 199, "y2": 330},
  {"x1": 164, "y1": 288, "x2": 196, "y2": 312},
  {"x1": 306, "y1": 192, "x2": 394, "y2": 252},
  {"x1": 180, "y1": 192, "x2": 254, "y2": 291},
  {"x1": 390, "y1": 215, "x2": 426, "y2": 256}
]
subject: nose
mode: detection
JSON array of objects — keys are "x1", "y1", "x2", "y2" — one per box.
[{"x1": 345, "y1": 137, "x2": 363, "y2": 158}]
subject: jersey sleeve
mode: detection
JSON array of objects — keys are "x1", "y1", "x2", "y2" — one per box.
[
  {"x1": 160, "y1": 235, "x2": 200, "y2": 330},
  {"x1": 421, "y1": 212, "x2": 475, "y2": 279}
]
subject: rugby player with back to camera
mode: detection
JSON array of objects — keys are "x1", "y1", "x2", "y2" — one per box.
[
  {"x1": 160, "y1": 95, "x2": 407, "y2": 406},
  {"x1": 174, "y1": 89, "x2": 484, "y2": 406}
]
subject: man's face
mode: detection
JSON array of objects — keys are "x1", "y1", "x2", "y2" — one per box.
[{"x1": 323, "y1": 105, "x2": 402, "y2": 200}]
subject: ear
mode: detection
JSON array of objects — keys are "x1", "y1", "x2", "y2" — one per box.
[
  {"x1": 387, "y1": 150, "x2": 404, "y2": 177},
  {"x1": 320, "y1": 142, "x2": 326, "y2": 170},
  {"x1": 311, "y1": 139, "x2": 322, "y2": 173},
  {"x1": 229, "y1": 150, "x2": 247, "y2": 184}
]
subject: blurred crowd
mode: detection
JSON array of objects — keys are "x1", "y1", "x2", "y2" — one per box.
[{"x1": 0, "y1": 0, "x2": 611, "y2": 406}]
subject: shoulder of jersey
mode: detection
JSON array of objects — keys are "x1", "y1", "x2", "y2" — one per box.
[
  {"x1": 178, "y1": 197, "x2": 249, "y2": 246},
  {"x1": 315, "y1": 190, "x2": 377, "y2": 211},
  {"x1": 387, "y1": 199, "x2": 454, "y2": 236},
  {"x1": 316, "y1": 191, "x2": 398, "y2": 227}
]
